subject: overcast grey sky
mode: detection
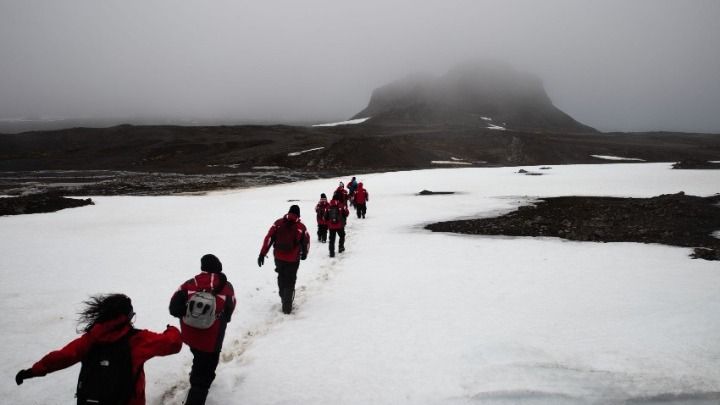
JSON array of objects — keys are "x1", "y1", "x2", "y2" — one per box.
[{"x1": 1, "y1": 0, "x2": 719, "y2": 132}]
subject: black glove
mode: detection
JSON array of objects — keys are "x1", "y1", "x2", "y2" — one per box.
[
  {"x1": 257, "y1": 255, "x2": 264, "y2": 267},
  {"x1": 15, "y1": 369, "x2": 34, "y2": 385},
  {"x1": 301, "y1": 252, "x2": 307, "y2": 261}
]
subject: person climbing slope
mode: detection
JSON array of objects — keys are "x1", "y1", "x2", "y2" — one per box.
[
  {"x1": 354, "y1": 182, "x2": 369, "y2": 219},
  {"x1": 258, "y1": 204, "x2": 310, "y2": 314},
  {"x1": 169, "y1": 254, "x2": 236, "y2": 405},
  {"x1": 315, "y1": 193, "x2": 330, "y2": 243},
  {"x1": 325, "y1": 193, "x2": 349, "y2": 257}
]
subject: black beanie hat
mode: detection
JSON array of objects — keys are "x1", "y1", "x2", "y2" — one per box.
[
  {"x1": 321, "y1": 193, "x2": 326, "y2": 198},
  {"x1": 289, "y1": 204, "x2": 300, "y2": 217},
  {"x1": 201, "y1": 254, "x2": 222, "y2": 273}
]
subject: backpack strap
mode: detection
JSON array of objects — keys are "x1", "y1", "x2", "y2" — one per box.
[{"x1": 126, "y1": 328, "x2": 141, "y2": 399}]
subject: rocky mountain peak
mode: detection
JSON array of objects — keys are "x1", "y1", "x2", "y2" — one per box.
[{"x1": 353, "y1": 61, "x2": 595, "y2": 133}]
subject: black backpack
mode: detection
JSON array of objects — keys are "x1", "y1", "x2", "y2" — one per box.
[
  {"x1": 327, "y1": 205, "x2": 340, "y2": 223},
  {"x1": 76, "y1": 329, "x2": 139, "y2": 405},
  {"x1": 274, "y1": 221, "x2": 298, "y2": 252}
]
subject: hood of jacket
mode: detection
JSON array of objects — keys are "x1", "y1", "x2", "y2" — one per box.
[{"x1": 88, "y1": 315, "x2": 133, "y2": 344}]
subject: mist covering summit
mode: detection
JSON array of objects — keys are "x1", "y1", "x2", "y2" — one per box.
[{"x1": 353, "y1": 61, "x2": 596, "y2": 133}]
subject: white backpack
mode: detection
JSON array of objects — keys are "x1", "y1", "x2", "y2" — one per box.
[
  {"x1": 183, "y1": 291, "x2": 217, "y2": 329},
  {"x1": 182, "y1": 273, "x2": 227, "y2": 329}
]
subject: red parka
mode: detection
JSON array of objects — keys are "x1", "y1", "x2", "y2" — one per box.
[
  {"x1": 354, "y1": 183, "x2": 369, "y2": 204},
  {"x1": 28, "y1": 316, "x2": 181, "y2": 405},
  {"x1": 326, "y1": 199, "x2": 350, "y2": 230},
  {"x1": 334, "y1": 186, "x2": 349, "y2": 204},
  {"x1": 315, "y1": 197, "x2": 329, "y2": 225},
  {"x1": 260, "y1": 213, "x2": 310, "y2": 262},
  {"x1": 170, "y1": 272, "x2": 236, "y2": 353}
]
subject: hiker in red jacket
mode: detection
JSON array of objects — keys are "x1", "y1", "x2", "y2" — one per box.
[
  {"x1": 169, "y1": 254, "x2": 236, "y2": 405},
  {"x1": 325, "y1": 195, "x2": 349, "y2": 257},
  {"x1": 315, "y1": 193, "x2": 330, "y2": 243},
  {"x1": 15, "y1": 293, "x2": 182, "y2": 405},
  {"x1": 258, "y1": 204, "x2": 310, "y2": 314},
  {"x1": 335, "y1": 181, "x2": 349, "y2": 205},
  {"x1": 354, "y1": 182, "x2": 369, "y2": 219},
  {"x1": 347, "y1": 177, "x2": 358, "y2": 207}
]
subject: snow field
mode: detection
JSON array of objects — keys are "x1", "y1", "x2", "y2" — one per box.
[{"x1": 1, "y1": 163, "x2": 719, "y2": 404}]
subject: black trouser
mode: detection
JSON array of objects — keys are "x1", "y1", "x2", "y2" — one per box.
[
  {"x1": 328, "y1": 228, "x2": 345, "y2": 254},
  {"x1": 356, "y1": 203, "x2": 367, "y2": 218},
  {"x1": 186, "y1": 348, "x2": 221, "y2": 405},
  {"x1": 275, "y1": 259, "x2": 299, "y2": 295},
  {"x1": 317, "y1": 224, "x2": 328, "y2": 242}
]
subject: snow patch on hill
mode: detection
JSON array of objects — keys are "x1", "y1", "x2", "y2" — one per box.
[
  {"x1": 288, "y1": 147, "x2": 324, "y2": 157},
  {"x1": 591, "y1": 154, "x2": 646, "y2": 161},
  {"x1": 312, "y1": 117, "x2": 370, "y2": 127}
]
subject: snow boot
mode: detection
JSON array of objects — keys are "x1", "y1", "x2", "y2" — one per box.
[
  {"x1": 329, "y1": 250, "x2": 335, "y2": 257},
  {"x1": 281, "y1": 288, "x2": 294, "y2": 314},
  {"x1": 339, "y1": 245, "x2": 345, "y2": 253}
]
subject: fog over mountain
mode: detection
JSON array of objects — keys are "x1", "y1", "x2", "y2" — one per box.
[
  {"x1": 1, "y1": 0, "x2": 719, "y2": 133},
  {"x1": 353, "y1": 61, "x2": 597, "y2": 132}
]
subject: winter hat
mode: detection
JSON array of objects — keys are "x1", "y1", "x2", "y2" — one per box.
[
  {"x1": 201, "y1": 254, "x2": 222, "y2": 273},
  {"x1": 289, "y1": 204, "x2": 301, "y2": 217},
  {"x1": 321, "y1": 193, "x2": 326, "y2": 199}
]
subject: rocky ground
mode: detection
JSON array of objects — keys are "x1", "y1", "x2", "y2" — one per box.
[
  {"x1": 0, "y1": 193, "x2": 94, "y2": 216},
  {"x1": 0, "y1": 169, "x2": 338, "y2": 197},
  {"x1": 0, "y1": 169, "x2": 342, "y2": 216},
  {"x1": 426, "y1": 192, "x2": 720, "y2": 261},
  {"x1": 672, "y1": 159, "x2": 720, "y2": 169}
]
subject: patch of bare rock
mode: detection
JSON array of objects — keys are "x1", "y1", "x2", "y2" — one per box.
[
  {"x1": 0, "y1": 193, "x2": 94, "y2": 216},
  {"x1": 426, "y1": 192, "x2": 720, "y2": 261}
]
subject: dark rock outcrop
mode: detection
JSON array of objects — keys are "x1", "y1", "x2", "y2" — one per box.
[
  {"x1": 0, "y1": 193, "x2": 94, "y2": 216},
  {"x1": 426, "y1": 192, "x2": 720, "y2": 261}
]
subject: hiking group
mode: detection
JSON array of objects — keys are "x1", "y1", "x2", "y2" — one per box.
[
  {"x1": 15, "y1": 177, "x2": 369, "y2": 405},
  {"x1": 314, "y1": 177, "x2": 369, "y2": 257}
]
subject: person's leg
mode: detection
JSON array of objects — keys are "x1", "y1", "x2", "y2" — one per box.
[
  {"x1": 276, "y1": 260, "x2": 299, "y2": 314},
  {"x1": 338, "y1": 228, "x2": 346, "y2": 253},
  {"x1": 328, "y1": 229, "x2": 337, "y2": 257},
  {"x1": 186, "y1": 348, "x2": 220, "y2": 405},
  {"x1": 274, "y1": 259, "x2": 283, "y2": 298}
]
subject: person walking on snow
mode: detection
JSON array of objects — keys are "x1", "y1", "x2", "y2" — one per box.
[
  {"x1": 335, "y1": 181, "x2": 349, "y2": 205},
  {"x1": 258, "y1": 204, "x2": 310, "y2": 314},
  {"x1": 354, "y1": 182, "x2": 369, "y2": 218},
  {"x1": 325, "y1": 194, "x2": 349, "y2": 257},
  {"x1": 15, "y1": 293, "x2": 182, "y2": 405},
  {"x1": 315, "y1": 193, "x2": 330, "y2": 243},
  {"x1": 347, "y1": 177, "x2": 358, "y2": 207},
  {"x1": 169, "y1": 254, "x2": 236, "y2": 405}
]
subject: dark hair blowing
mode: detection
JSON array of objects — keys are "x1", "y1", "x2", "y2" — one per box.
[{"x1": 77, "y1": 293, "x2": 133, "y2": 333}]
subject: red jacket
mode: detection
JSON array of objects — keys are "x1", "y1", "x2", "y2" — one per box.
[
  {"x1": 29, "y1": 316, "x2": 181, "y2": 405},
  {"x1": 260, "y1": 213, "x2": 310, "y2": 262},
  {"x1": 334, "y1": 186, "x2": 349, "y2": 204},
  {"x1": 354, "y1": 185, "x2": 369, "y2": 204},
  {"x1": 315, "y1": 198, "x2": 329, "y2": 225},
  {"x1": 326, "y1": 199, "x2": 350, "y2": 230},
  {"x1": 171, "y1": 272, "x2": 236, "y2": 353}
]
